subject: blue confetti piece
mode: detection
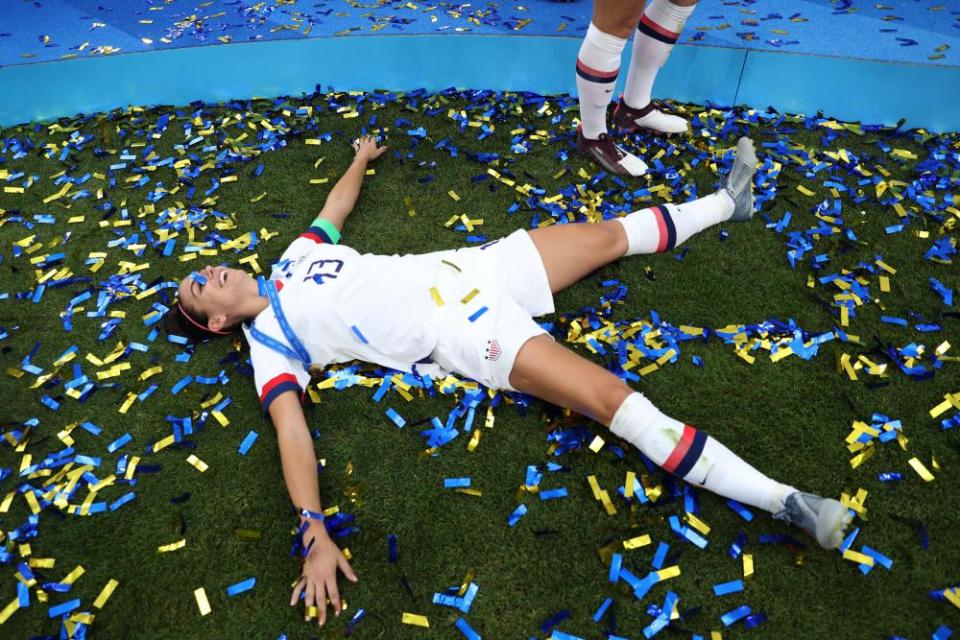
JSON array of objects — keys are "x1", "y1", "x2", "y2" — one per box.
[
  {"x1": 238, "y1": 430, "x2": 258, "y2": 455},
  {"x1": 385, "y1": 407, "x2": 406, "y2": 428},
  {"x1": 444, "y1": 477, "x2": 471, "y2": 489},
  {"x1": 932, "y1": 625, "x2": 952, "y2": 640},
  {"x1": 468, "y1": 306, "x2": 489, "y2": 322},
  {"x1": 713, "y1": 579, "x2": 744, "y2": 596},
  {"x1": 190, "y1": 272, "x2": 207, "y2": 285},
  {"x1": 880, "y1": 315, "x2": 908, "y2": 326},
  {"x1": 652, "y1": 541, "x2": 669, "y2": 569},
  {"x1": 226, "y1": 577, "x2": 256, "y2": 596},
  {"x1": 107, "y1": 433, "x2": 132, "y2": 453},
  {"x1": 345, "y1": 608, "x2": 366, "y2": 635},
  {"x1": 593, "y1": 597, "x2": 613, "y2": 622},
  {"x1": 453, "y1": 617, "x2": 481, "y2": 640},
  {"x1": 506, "y1": 504, "x2": 527, "y2": 527},
  {"x1": 48, "y1": 598, "x2": 81, "y2": 618},
  {"x1": 721, "y1": 605, "x2": 752, "y2": 626},
  {"x1": 351, "y1": 325, "x2": 369, "y2": 344},
  {"x1": 540, "y1": 609, "x2": 571, "y2": 634},
  {"x1": 109, "y1": 491, "x2": 136, "y2": 511},
  {"x1": 609, "y1": 553, "x2": 622, "y2": 583},
  {"x1": 539, "y1": 487, "x2": 568, "y2": 500},
  {"x1": 171, "y1": 375, "x2": 194, "y2": 394},
  {"x1": 726, "y1": 500, "x2": 754, "y2": 521},
  {"x1": 388, "y1": 533, "x2": 398, "y2": 563}
]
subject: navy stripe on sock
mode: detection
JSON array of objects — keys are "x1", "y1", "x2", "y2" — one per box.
[
  {"x1": 637, "y1": 21, "x2": 679, "y2": 45},
  {"x1": 657, "y1": 205, "x2": 677, "y2": 250},
  {"x1": 672, "y1": 428, "x2": 708, "y2": 478},
  {"x1": 575, "y1": 66, "x2": 619, "y2": 84}
]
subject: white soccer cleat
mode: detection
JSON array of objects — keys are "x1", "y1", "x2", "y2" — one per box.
[{"x1": 774, "y1": 492, "x2": 854, "y2": 550}]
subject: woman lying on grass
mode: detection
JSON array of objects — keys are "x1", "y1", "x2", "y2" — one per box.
[{"x1": 170, "y1": 134, "x2": 852, "y2": 627}]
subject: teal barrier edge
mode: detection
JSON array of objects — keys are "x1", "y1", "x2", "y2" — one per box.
[
  {"x1": 0, "y1": 35, "x2": 956, "y2": 132},
  {"x1": 737, "y1": 50, "x2": 960, "y2": 132}
]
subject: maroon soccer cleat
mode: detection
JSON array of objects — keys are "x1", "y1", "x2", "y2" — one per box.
[
  {"x1": 612, "y1": 98, "x2": 689, "y2": 135},
  {"x1": 576, "y1": 124, "x2": 648, "y2": 176}
]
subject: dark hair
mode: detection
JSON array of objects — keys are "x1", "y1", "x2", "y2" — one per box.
[{"x1": 163, "y1": 299, "x2": 234, "y2": 341}]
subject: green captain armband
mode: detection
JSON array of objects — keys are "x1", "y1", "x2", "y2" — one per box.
[{"x1": 300, "y1": 217, "x2": 341, "y2": 245}]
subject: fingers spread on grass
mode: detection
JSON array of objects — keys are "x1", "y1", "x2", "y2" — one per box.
[
  {"x1": 326, "y1": 577, "x2": 340, "y2": 617},
  {"x1": 316, "y1": 581, "x2": 328, "y2": 627},
  {"x1": 305, "y1": 580, "x2": 315, "y2": 622},
  {"x1": 338, "y1": 554, "x2": 358, "y2": 582},
  {"x1": 290, "y1": 576, "x2": 305, "y2": 606}
]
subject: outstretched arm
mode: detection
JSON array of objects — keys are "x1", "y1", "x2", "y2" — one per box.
[
  {"x1": 315, "y1": 135, "x2": 388, "y2": 233},
  {"x1": 269, "y1": 391, "x2": 357, "y2": 627}
]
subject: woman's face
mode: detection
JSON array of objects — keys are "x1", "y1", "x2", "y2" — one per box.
[{"x1": 177, "y1": 264, "x2": 253, "y2": 330}]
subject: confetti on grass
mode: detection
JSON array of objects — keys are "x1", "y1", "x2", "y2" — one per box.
[{"x1": 1, "y1": 84, "x2": 957, "y2": 639}]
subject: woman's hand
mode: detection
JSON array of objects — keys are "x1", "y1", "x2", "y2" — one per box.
[
  {"x1": 290, "y1": 524, "x2": 358, "y2": 626},
  {"x1": 352, "y1": 134, "x2": 388, "y2": 162}
]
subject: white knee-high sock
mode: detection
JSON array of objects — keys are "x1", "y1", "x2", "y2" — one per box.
[
  {"x1": 616, "y1": 192, "x2": 733, "y2": 255},
  {"x1": 576, "y1": 23, "x2": 627, "y2": 139},
  {"x1": 609, "y1": 392, "x2": 795, "y2": 513},
  {"x1": 623, "y1": 0, "x2": 696, "y2": 109}
]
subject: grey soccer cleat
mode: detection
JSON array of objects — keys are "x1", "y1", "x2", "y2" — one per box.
[
  {"x1": 774, "y1": 492, "x2": 853, "y2": 550},
  {"x1": 722, "y1": 136, "x2": 758, "y2": 222}
]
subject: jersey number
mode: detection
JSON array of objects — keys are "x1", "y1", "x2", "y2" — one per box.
[{"x1": 304, "y1": 259, "x2": 344, "y2": 284}]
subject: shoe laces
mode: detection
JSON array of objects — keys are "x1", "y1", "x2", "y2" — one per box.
[{"x1": 596, "y1": 134, "x2": 627, "y2": 161}]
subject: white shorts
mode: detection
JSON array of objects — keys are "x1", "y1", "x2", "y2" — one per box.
[{"x1": 429, "y1": 229, "x2": 554, "y2": 391}]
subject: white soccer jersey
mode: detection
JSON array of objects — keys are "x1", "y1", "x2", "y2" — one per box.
[{"x1": 244, "y1": 224, "x2": 448, "y2": 413}]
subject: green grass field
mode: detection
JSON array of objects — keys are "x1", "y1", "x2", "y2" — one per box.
[{"x1": 1, "y1": 91, "x2": 958, "y2": 640}]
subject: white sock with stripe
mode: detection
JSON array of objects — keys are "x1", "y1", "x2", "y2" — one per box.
[
  {"x1": 609, "y1": 393, "x2": 795, "y2": 513},
  {"x1": 616, "y1": 192, "x2": 734, "y2": 256},
  {"x1": 623, "y1": 0, "x2": 696, "y2": 110},
  {"x1": 576, "y1": 23, "x2": 627, "y2": 139}
]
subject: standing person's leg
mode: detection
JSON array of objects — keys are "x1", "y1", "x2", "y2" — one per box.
[
  {"x1": 575, "y1": 0, "x2": 649, "y2": 176},
  {"x1": 529, "y1": 136, "x2": 757, "y2": 294},
  {"x1": 507, "y1": 335, "x2": 853, "y2": 549},
  {"x1": 614, "y1": 0, "x2": 698, "y2": 134}
]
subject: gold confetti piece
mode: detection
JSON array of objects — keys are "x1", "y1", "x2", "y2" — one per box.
[
  {"x1": 945, "y1": 588, "x2": 960, "y2": 610},
  {"x1": 685, "y1": 512, "x2": 711, "y2": 535},
  {"x1": 623, "y1": 534, "x2": 651, "y2": 549},
  {"x1": 467, "y1": 428, "x2": 481, "y2": 452},
  {"x1": 599, "y1": 490, "x2": 617, "y2": 516},
  {"x1": 447, "y1": 190, "x2": 460, "y2": 202},
  {"x1": 194, "y1": 587, "x2": 211, "y2": 616},
  {"x1": 743, "y1": 553, "x2": 754, "y2": 578},
  {"x1": 879, "y1": 275, "x2": 890, "y2": 292},
  {"x1": 588, "y1": 435, "x2": 605, "y2": 453},
  {"x1": 158, "y1": 539, "x2": 186, "y2": 553},
  {"x1": 657, "y1": 566, "x2": 681, "y2": 580},
  {"x1": 842, "y1": 549, "x2": 875, "y2": 566},
  {"x1": 460, "y1": 289, "x2": 480, "y2": 304},
  {"x1": 796, "y1": 185, "x2": 815, "y2": 196},
  {"x1": 908, "y1": 457, "x2": 935, "y2": 481},
  {"x1": 186, "y1": 455, "x2": 208, "y2": 473},
  {"x1": 309, "y1": 178, "x2": 329, "y2": 185},
  {"x1": 401, "y1": 612, "x2": 430, "y2": 627},
  {"x1": 93, "y1": 579, "x2": 119, "y2": 609},
  {"x1": 429, "y1": 287, "x2": 444, "y2": 306},
  {"x1": 62, "y1": 565, "x2": 85, "y2": 585},
  {"x1": 28, "y1": 558, "x2": 55, "y2": 569},
  {"x1": 624, "y1": 471, "x2": 636, "y2": 499},
  {"x1": 586, "y1": 475, "x2": 602, "y2": 500},
  {"x1": 455, "y1": 488, "x2": 482, "y2": 497},
  {"x1": 0, "y1": 597, "x2": 19, "y2": 624},
  {"x1": 875, "y1": 259, "x2": 896, "y2": 274}
]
